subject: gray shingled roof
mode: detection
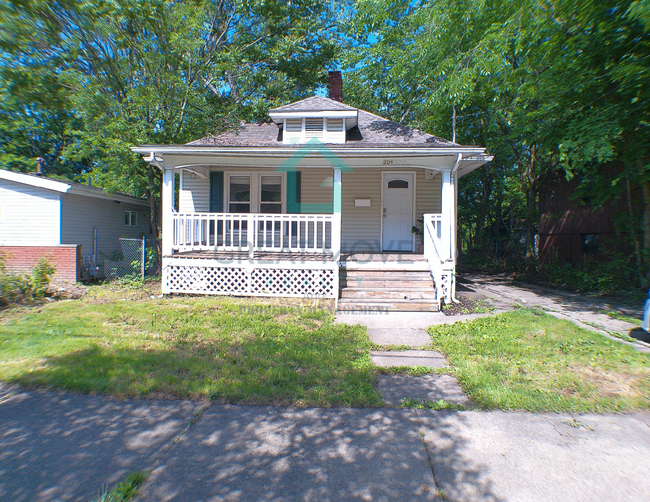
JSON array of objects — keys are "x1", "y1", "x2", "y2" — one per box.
[
  {"x1": 269, "y1": 96, "x2": 357, "y2": 113},
  {"x1": 188, "y1": 98, "x2": 458, "y2": 148}
]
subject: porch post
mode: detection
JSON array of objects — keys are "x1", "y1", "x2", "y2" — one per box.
[
  {"x1": 162, "y1": 167, "x2": 175, "y2": 257},
  {"x1": 332, "y1": 168, "x2": 342, "y2": 258},
  {"x1": 440, "y1": 170, "x2": 453, "y2": 262},
  {"x1": 332, "y1": 167, "x2": 342, "y2": 305}
]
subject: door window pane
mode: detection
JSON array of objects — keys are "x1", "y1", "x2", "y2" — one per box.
[
  {"x1": 229, "y1": 176, "x2": 250, "y2": 213},
  {"x1": 387, "y1": 179, "x2": 409, "y2": 189}
]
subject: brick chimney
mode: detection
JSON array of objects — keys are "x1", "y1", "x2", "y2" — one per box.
[{"x1": 328, "y1": 71, "x2": 342, "y2": 102}]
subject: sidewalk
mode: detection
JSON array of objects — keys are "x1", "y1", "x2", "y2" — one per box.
[{"x1": 1, "y1": 387, "x2": 649, "y2": 501}]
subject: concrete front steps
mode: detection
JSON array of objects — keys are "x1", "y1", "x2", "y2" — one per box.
[{"x1": 338, "y1": 263, "x2": 439, "y2": 312}]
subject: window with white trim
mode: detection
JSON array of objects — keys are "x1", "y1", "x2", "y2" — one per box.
[{"x1": 124, "y1": 211, "x2": 138, "y2": 226}]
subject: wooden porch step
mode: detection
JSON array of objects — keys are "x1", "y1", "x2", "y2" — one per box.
[
  {"x1": 340, "y1": 287, "x2": 436, "y2": 300},
  {"x1": 338, "y1": 266, "x2": 438, "y2": 311},
  {"x1": 341, "y1": 279, "x2": 433, "y2": 288},
  {"x1": 342, "y1": 269, "x2": 431, "y2": 278},
  {"x1": 337, "y1": 298, "x2": 439, "y2": 312}
]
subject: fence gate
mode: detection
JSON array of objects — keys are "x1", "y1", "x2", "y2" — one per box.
[{"x1": 104, "y1": 237, "x2": 148, "y2": 281}]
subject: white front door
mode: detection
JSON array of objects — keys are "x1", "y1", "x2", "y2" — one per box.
[{"x1": 382, "y1": 172, "x2": 415, "y2": 251}]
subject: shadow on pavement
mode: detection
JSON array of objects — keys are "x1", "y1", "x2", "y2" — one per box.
[
  {"x1": 137, "y1": 406, "x2": 485, "y2": 501},
  {"x1": 0, "y1": 388, "x2": 201, "y2": 502},
  {"x1": 414, "y1": 410, "x2": 503, "y2": 502}
]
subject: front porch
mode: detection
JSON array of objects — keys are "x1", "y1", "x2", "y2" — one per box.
[{"x1": 162, "y1": 211, "x2": 454, "y2": 309}]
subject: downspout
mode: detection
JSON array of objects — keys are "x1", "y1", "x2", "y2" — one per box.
[
  {"x1": 93, "y1": 227, "x2": 97, "y2": 277},
  {"x1": 450, "y1": 153, "x2": 462, "y2": 303}
]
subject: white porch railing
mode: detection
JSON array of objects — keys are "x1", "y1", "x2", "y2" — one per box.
[
  {"x1": 423, "y1": 213, "x2": 454, "y2": 305},
  {"x1": 172, "y1": 212, "x2": 334, "y2": 254}
]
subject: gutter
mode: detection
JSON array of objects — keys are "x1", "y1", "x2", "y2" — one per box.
[{"x1": 130, "y1": 145, "x2": 489, "y2": 158}]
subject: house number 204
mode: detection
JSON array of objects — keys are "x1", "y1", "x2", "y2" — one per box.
[{"x1": 383, "y1": 159, "x2": 393, "y2": 165}]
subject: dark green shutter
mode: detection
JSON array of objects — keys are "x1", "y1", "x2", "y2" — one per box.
[
  {"x1": 286, "y1": 170, "x2": 301, "y2": 213},
  {"x1": 209, "y1": 171, "x2": 224, "y2": 212}
]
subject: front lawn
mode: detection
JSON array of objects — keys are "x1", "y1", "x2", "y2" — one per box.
[
  {"x1": 0, "y1": 288, "x2": 381, "y2": 407},
  {"x1": 428, "y1": 309, "x2": 650, "y2": 412}
]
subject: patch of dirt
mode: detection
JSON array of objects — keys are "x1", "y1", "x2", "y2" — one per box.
[
  {"x1": 441, "y1": 293, "x2": 494, "y2": 316},
  {"x1": 573, "y1": 366, "x2": 643, "y2": 398},
  {"x1": 49, "y1": 281, "x2": 89, "y2": 300}
]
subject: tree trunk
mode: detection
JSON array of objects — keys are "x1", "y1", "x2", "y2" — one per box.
[
  {"x1": 642, "y1": 178, "x2": 650, "y2": 287},
  {"x1": 146, "y1": 164, "x2": 162, "y2": 269}
]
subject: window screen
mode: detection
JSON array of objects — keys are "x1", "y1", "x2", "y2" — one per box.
[
  {"x1": 285, "y1": 119, "x2": 302, "y2": 132},
  {"x1": 305, "y1": 118, "x2": 324, "y2": 138},
  {"x1": 327, "y1": 118, "x2": 344, "y2": 132}
]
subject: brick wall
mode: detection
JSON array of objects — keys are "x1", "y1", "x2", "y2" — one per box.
[{"x1": 0, "y1": 245, "x2": 80, "y2": 283}]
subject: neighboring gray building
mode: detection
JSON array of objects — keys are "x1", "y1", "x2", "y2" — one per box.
[{"x1": 0, "y1": 169, "x2": 154, "y2": 282}]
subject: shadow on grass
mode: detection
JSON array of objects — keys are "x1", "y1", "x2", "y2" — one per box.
[{"x1": 11, "y1": 338, "x2": 383, "y2": 407}]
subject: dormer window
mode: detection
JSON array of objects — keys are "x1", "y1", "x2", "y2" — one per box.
[
  {"x1": 269, "y1": 97, "x2": 358, "y2": 145},
  {"x1": 282, "y1": 117, "x2": 346, "y2": 144}
]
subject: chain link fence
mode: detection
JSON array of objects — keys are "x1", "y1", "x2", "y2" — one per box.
[{"x1": 104, "y1": 237, "x2": 159, "y2": 281}]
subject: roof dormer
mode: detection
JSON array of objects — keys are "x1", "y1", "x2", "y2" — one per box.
[{"x1": 269, "y1": 96, "x2": 358, "y2": 145}]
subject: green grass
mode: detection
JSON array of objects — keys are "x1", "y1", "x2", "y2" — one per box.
[
  {"x1": 0, "y1": 288, "x2": 382, "y2": 407},
  {"x1": 91, "y1": 471, "x2": 148, "y2": 502},
  {"x1": 401, "y1": 397, "x2": 466, "y2": 411},
  {"x1": 427, "y1": 309, "x2": 650, "y2": 412}
]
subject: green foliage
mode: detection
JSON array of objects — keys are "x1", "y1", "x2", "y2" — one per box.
[
  {"x1": 525, "y1": 255, "x2": 641, "y2": 296},
  {"x1": 0, "y1": 0, "x2": 339, "y2": 238},
  {"x1": 91, "y1": 471, "x2": 149, "y2": 502},
  {"x1": 0, "y1": 258, "x2": 56, "y2": 307},
  {"x1": 345, "y1": 0, "x2": 650, "y2": 276}
]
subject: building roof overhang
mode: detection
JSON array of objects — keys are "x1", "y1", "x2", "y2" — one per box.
[{"x1": 0, "y1": 169, "x2": 149, "y2": 205}]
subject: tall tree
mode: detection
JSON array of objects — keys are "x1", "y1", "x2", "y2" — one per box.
[
  {"x1": 0, "y1": 0, "x2": 338, "y2": 239},
  {"x1": 345, "y1": 0, "x2": 650, "y2": 282}
]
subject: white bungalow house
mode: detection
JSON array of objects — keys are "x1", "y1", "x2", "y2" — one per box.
[{"x1": 132, "y1": 88, "x2": 491, "y2": 311}]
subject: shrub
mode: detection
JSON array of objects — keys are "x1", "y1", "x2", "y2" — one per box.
[{"x1": 0, "y1": 257, "x2": 56, "y2": 307}]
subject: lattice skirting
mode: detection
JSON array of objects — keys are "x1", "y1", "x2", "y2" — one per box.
[{"x1": 164, "y1": 262, "x2": 336, "y2": 298}]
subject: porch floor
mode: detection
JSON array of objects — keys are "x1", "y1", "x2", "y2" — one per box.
[{"x1": 341, "y1": 252, "x2": 427, "y2": 263}]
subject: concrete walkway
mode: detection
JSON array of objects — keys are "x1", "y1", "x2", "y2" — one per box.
[{"x1": 2, "y1": 387, "x2": 649, "y2": 501}]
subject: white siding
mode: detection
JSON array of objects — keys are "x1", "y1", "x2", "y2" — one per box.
[
  {"x1": 60, "y1": 193, "x2": 153, "y2": 264},
  {"x1": 0, "y1": 178, "x2": 61, "y2": 245},
  {"x1": 340, "y1": 169, "x2": 382, "y2": 252},
  {"x1": 180, "y1": 171, "x2": 209, "y2": 212},
  {"x1": 301, "y1": 169, "x2": 333, "y2": 210},
  {"x1": 416, "y1": 170, "x2": 442, "y2": 217}
]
